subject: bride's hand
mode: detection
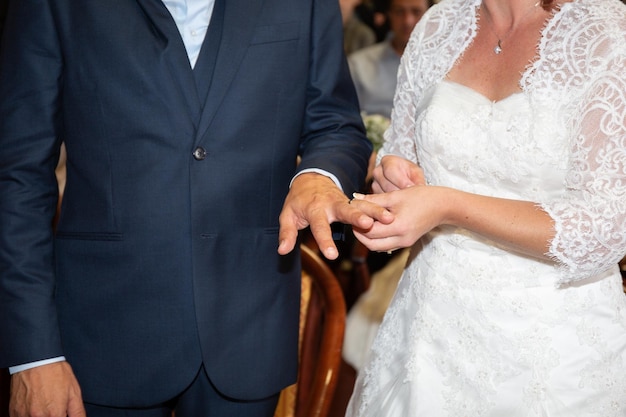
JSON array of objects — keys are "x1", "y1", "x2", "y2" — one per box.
[
  {"x1": 371, "y1": 155, "x2": 426, "y2": 194},
  {"x1": 351, "y1": 185, "x2": 447, "y2": 253}
]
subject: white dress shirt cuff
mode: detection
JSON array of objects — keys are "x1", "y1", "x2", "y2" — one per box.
[
  {"x1": 9, "y1": 356, "x2": 66, "y2": 374},
  {"x1": 292, "y1": 168, "x2": 343, "y2": 191}
]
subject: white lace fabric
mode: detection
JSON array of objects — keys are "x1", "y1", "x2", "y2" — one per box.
[
  {"x1": 349, "y1": 0, "x2": 626, "y2": 415},
  {"x1": 379, "y1": 0, "x2": 626, "y2": 284}
]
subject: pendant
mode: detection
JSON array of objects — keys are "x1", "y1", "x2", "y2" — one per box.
[{"x1": 494, "y1": 40, "x2": 502, "y2": 55}]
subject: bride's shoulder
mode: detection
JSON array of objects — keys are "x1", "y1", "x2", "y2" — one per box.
[
  {"x1": 554, "y1": 0, "x2": 626, "y2": 28},
  {"x1": 549, "y1": 0, "x2": 626, "y2": 61},
  {"x1": 422, "y1": 0, "x2": 477, "y2": 22},
  {"x1": 412, "y1": 0, "x2": 478, "y2": 43}
]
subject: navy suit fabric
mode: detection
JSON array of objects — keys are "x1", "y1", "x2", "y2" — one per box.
[{"x1": 0, "y1": 0, "x2": 370, "y2": 407}]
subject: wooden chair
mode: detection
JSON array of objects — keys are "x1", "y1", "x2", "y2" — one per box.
[{"x1": 275, "y1": 244, "x2": 347, "y2": 417}]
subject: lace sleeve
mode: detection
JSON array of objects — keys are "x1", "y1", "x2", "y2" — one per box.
[
  {"x1": 376, "y1": 30, "x2": 420, "y2": 165},
  {"x1": 542, "y1": 52, "x2": 626, "y2": 284},
  {"x1": 377, "y1": 0, "x2": 477, "y2": 166}
]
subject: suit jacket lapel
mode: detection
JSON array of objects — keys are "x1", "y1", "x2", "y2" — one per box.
[
  {"x1": 135, "y1": 0, "x2": 202, "y2": 127},
  {"x1": 194, "y1": 0, "x2": 265, "y2": 142}
]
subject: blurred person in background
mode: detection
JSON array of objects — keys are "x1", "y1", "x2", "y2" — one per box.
[
  {"x1": 341, "y1": 0, "x2": 378, "y2": 54},
  {"x1": 348, "y1": 0, "x2": 432, "y2": 119}
]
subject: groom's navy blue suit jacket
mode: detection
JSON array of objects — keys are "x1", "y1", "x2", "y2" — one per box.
[{"x1": 0, "y1": 0, "x2": 370, "y2": 407}]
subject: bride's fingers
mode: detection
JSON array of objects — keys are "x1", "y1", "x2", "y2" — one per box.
[
  {"x1": 348, "y1": 195, "x2": 394, "y2": 224},
  {"x1": 353, "y1": 229, "x2": 402, "y2": 253},
  {"x1": 351, "y1": 191, "x2": 394, "y2": 207},
  {"x1": 371, "y1": 175, "x2": 401, "y2": 194},
  {"x1": 352, "y1": 218, "x2": 400, "y2": 240}
]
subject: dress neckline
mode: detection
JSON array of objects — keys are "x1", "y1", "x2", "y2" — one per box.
[
  {"x1": 439, "y1": 79, "x2": 526, "y2": 106},
  {"x1": 443, "y1": 0, "x2": 572, "y2": 103}
]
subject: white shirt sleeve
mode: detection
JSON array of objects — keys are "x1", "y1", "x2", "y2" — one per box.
[{"x1": 9, "y1": 356, "x2": 66, "y2": 374}]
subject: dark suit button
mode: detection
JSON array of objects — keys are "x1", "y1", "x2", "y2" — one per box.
[{"x1": 193, "y1": 147, "x2": 207, "y2": 161}]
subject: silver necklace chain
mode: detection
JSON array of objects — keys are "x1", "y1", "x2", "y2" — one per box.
[{"x1": 481, "y1": 1, "x2": 540, "y2": 55}]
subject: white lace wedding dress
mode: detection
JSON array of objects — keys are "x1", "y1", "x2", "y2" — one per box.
[{"x1": 346, "y1": 0, "x2": 626, "y2": 416}]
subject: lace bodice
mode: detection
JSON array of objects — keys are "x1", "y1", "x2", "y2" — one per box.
[
  {"x1": 379, "y1": 0, "x2": 626, "y2": 284},
  {"x1": 349, "y1": 78, "x2": 626, "y2": 416}
]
